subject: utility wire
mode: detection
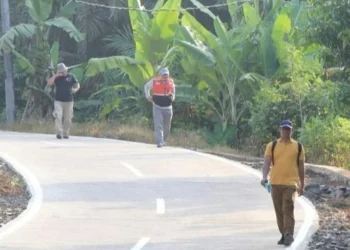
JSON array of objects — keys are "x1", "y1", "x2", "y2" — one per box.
[{"x1": 74, "y1": 0, "x2": 250, "y2": 12}]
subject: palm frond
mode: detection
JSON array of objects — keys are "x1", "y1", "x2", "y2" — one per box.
[
  {"x1": 107, "y1": 0, "x2": 128, "y2": 22},
  {"x1": 86, "y1": 55, "x2": 153, "y2": 87},
  {"x1": 12, "y1": 50, "x2": 35, "y2": 74},
  {"x1": 25, "y1": 0, "x2": 53, "y2": 22},
  {"x1": 45, "y1": 17, "x2": 84, "y2": 42},
  {"x1": 103, "y1": 26, "x2": 135, "y2": 56},
  {"x1": 75, "y1": 1, "x2": 109, "y2": 42},
  {"x1": 0, "y1": 24, "x2": 36, "y2": 54},
  {"x1": 175, "y1": 39, "x2": 215, "y2": 67}
]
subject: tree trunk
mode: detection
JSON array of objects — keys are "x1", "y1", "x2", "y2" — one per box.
[
  {"x1": 21, "y1": 75, "x2": 54, "y2": 123},
  {"x1": 22, "y1": 93, "x2": 52, "y2": 122},
  {"x1": 1, "y1": 0, "x2": 16, "y2": 124},
  {"x1": 19, "y1": 33, "x2": 53, "y2": 122}
]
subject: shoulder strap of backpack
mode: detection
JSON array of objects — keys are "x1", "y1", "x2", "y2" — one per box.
[
  {"x1": 297, "y1": 142, "x2": 302, "y2": 167},
  {"x1": 271, "y1": 140, "x2": 277, "y2": 166}
]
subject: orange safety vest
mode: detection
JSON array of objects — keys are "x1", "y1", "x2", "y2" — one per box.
[
  {"x1": 152, "y1": 77, "x2": 174, "y2": 107},
  {"x1": 152, "y1": 77, "x2": 174, "y2": 95}
]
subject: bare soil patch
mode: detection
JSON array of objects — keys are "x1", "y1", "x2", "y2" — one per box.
[{"x1": 0, "y1": 159, "x2": 30, "y2": 230}]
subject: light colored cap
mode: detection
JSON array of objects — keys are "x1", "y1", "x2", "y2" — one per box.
[
  {"x1": 160, "y1": 67, "x2": 169, "y2": 75},
  {"x1": 57, "y1": 63, "x2": 68, "y2": 73}
]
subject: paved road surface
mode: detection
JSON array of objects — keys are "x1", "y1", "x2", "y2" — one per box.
[{"x1": 0, "y1": 132, "x2": 317, "y2": 250}]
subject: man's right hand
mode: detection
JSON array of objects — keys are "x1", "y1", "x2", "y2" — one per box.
[
  {"x1": 147, "y1": 97, "x2": 153, "y2": 103},
  {"x1": 297, "y1": 185, "x2": 304, "y2": 196},
  {"x1": 260, "y1": 179, "x2": 268, "y2": 187},
  {"x1": 168, "y1": 94, "x2": 174, "y2": 102}
]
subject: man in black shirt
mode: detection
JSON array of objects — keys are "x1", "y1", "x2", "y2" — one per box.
[{"x1": 47, "y1": 63, "x2": 80, "y2": 139}]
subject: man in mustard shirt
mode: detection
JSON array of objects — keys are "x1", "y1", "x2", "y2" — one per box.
[{"x1": 261, "y1": 120, "x2": 305, "y2": 246}]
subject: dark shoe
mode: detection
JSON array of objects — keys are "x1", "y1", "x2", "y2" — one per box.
[
  {"x1": 63, "y1": 135, "x2": 69, "y2": 139},
  {"x1": 56, "y1": 134, "x2": 62, "y2": 139},
  {"x1": 157, "y1": 144, "x2": 162, "y2": 148},
  {"x1": 284, "y1": 233, "x2": 294, "y2": 246},
  {"x1": 277, "y1": 235, "x2": 284, "y2": 245}
]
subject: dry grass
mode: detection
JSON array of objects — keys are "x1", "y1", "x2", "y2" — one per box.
[
  {"x1": 0, "y1": 168, "x2": 24, "y2": 195},
  {"x1": 0, "y1": 121, "x2": 260, "y2": 160},
  {"x1": 209, "y1": 145, "x2": 246, "y2": 155},
  {"x1": 0, "y1": 121, "x2": 214, "y2": 150}
]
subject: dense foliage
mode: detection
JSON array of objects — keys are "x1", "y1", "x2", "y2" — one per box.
[{"x1": 0, "y1": 0, "x2": 349, "y2": 168}]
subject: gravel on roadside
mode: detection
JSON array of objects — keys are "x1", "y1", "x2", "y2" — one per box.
[{"x1": 0, "y1": 158, "x2": 31, "y2": 230}]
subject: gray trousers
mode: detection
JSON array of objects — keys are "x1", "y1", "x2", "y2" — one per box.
[{"x1": 153, "y1": 105, "x2": 173, "y2": 145}]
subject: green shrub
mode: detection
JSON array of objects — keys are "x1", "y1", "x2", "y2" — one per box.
[
  {"x1": 249, "y1": 79, "x2": 338, "y2": 145},
  {"x1": 299, "y1": 116, "x2": 350, "y2": 169}
]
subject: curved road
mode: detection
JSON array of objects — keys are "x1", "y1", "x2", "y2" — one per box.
[{"x1": 0, "y1": 131, "x2": 317, "y2": 250}]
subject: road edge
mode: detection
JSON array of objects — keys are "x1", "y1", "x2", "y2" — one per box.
[
  {"x1": 0, "y1": 152, "x2": 43, "y2": 242},
  {"x1": 187, "y1": 150, "x2": 319, "y2": 250}
]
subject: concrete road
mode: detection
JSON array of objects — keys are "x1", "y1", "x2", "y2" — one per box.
[{"x1": 0, "y1": 132, "x2": 318, "y2": 250}]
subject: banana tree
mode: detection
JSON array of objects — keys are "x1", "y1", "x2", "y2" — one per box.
[
  {"x1": 175, "y1": 1, "x2": 263, "y2": 135},
  {"x1": 84, "y1": 0, "x2": 182, "y2": 117},
  {"x1": 247, "y1": 0, "x2": 325, "y2": 134},
  {"x1": 247, "y1": 0, "x2": 317, "y2": 79},
  {"x1": 0, "y1": 0, "x2": 84, "y2": 121},
  {"x1": 176, "y1": 0, "x2": 317, "y2": 129},
  {"x1": 86, "y1": 0, "x2": 182, "y2": 80}
]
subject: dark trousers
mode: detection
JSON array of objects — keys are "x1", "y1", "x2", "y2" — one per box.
[{"x1": 271, "y1": 185, "x2": 297, "y2": 235}]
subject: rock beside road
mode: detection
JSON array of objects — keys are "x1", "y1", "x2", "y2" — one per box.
[
  {"x1": 308, "y1": 202, "x2": 350, "y2": 250},
  {"x1": 305, "y1": 183, "x2": 350, "y2": 200}
]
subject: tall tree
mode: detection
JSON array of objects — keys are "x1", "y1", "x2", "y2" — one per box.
[{"x1": 0, "y1": 0, "x2": 15, "y2": 124}]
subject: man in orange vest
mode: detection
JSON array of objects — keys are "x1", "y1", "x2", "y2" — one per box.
[{"x1": 144, "y1": 68, "x2": 175, "y2": 147}]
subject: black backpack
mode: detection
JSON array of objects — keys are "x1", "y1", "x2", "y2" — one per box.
[{"x1": 271, "y1": 140, "x2": 302, "y2": 167}]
